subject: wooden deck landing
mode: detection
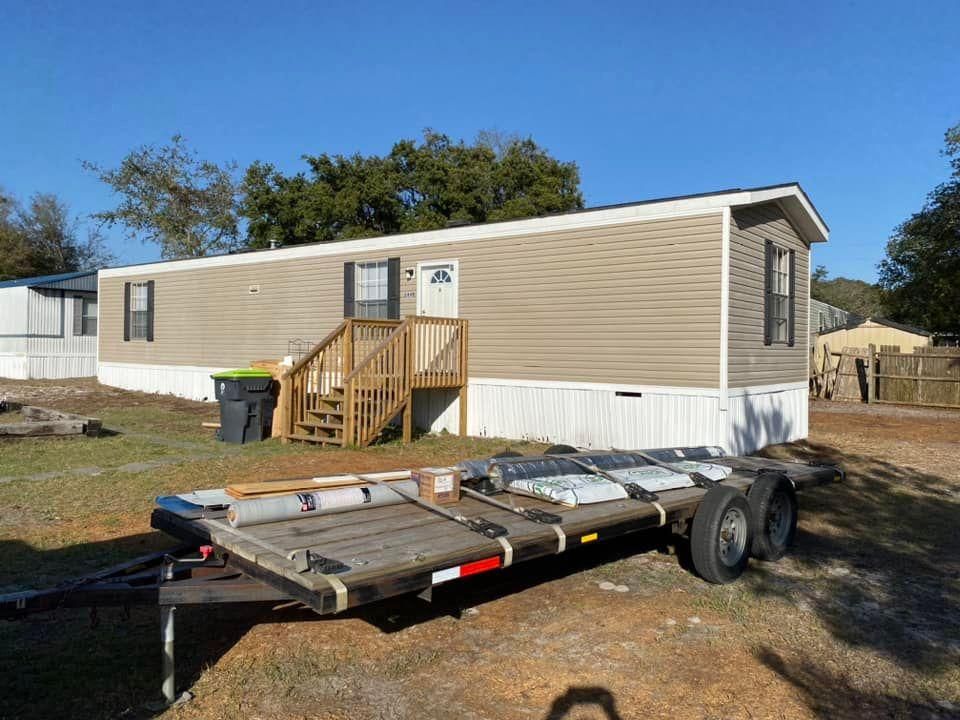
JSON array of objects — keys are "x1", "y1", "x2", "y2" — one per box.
[{"x1": 152, "y1": 458, "x2": 836, "y2": 615}]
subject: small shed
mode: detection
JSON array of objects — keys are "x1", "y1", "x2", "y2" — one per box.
[
  {"x1": 813, "y1": 316, "x2": 931, "y2": 368},
  {"x1": 0, "y1": 271, "x2": 99, "y2": 379}
]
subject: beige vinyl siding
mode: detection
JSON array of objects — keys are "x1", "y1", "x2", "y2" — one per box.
[
  {"x1": 728, "y1": 203, "x2": 810, "y2": 387},
  {"x1": 100, "y1": 212, "x2": 723, "y2": 386}
]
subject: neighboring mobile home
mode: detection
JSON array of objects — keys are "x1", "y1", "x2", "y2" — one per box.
[
  {"x1": 97, "y1": 183, "x2": 828, "y2": 454},
  {"x1": 0, "y1": 271, "x2": 99, "y2": 380},
  {"x1": 810, "y1": 298, "x2": 858, "y2": 333}
]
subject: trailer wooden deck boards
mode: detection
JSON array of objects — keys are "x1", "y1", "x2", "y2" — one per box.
[{"x1": 152, "y1": 459, "x2": 837, "y2": 615}]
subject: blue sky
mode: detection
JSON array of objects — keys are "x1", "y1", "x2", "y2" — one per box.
[{"x1": 2, "y1": 0, "x2": 957, "y2": 280}]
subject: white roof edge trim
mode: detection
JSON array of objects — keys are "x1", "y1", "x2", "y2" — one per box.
[
  {"x1": 728, "y1": 186, "x2": 829, "y2": 244},
  {"x1": 101, "y1": 184, "x2": 827, "y2": 279}
]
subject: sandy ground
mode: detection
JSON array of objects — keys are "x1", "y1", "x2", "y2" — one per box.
[{"x1": 0, "y1": 380, "x2": 958, "y2": 720}]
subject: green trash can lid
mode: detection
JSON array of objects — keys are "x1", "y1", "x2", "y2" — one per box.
[{"x1": 211, "y1": 368, "x2": 274, "y2": 380}]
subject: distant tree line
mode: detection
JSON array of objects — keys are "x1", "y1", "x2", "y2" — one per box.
[
  {"x1": 81, "y1": 129, "x2": 583, "y2": 259},
  {"x1": 0, "y1": 191, "x2": 113, "y2": 281}
]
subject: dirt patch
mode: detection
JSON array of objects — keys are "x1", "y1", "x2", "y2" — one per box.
[{"x1": 0, "y1": 377, "x2": 214, "y2": 416}]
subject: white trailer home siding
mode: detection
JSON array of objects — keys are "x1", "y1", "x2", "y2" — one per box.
[{"x1": 0, "y1": 272, "x2": 99, "y2": 379}]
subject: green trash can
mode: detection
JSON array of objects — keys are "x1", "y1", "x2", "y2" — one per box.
[{"x1": 211, "y1": 368, "x2": 276, "y2": 444}]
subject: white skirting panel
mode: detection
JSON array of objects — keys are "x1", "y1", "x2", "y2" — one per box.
[
  {"x1": 98, "y1": 362, "x2": 227, "y2": 401},
  {"x1": 468, "y1": 381, "x2": 721, "y2": 450},
  {"x1": 725, "y1": 383, "x2": 809, "y2": 456},
  {"x1": 25, "y1": 354, "x2": 96, "y2": 379},
  {"x1": 0, "y1": 354, "x2": 28, "y2": 380}
]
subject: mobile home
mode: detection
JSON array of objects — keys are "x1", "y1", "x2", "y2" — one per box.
[
  {"x1": 0, "y1": 271, "x2": 98, "y2": 379},
  {"x1": 97, "y1": 183, "x2": 828, "y2": 454}
]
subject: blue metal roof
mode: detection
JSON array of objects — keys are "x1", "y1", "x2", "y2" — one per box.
[{"x1": 0, "y1": 270, "x2": 97, "y2": 290}]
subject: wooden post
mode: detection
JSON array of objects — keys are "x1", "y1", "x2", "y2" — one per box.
[
  {"x1": 822, "y1": 342, "x2": 833, "y2": 398},
  {"x1": 279, "y1": 372, "x2": 292, "y2": 443},
  {"x1": 459, "y1": 319, "x2": 468, "y2": 436},
  {"x1": 866, "y1": 344, "x2": 875, "y2": 403},
  {"x1": 458, "y1": 384, "x2": 468, "y2": 438},
  {"x1": 917, "y1": 353, "x2": 924, "y2": 406},
  {"x1": 402, "y1": 399, "x2": 412, "y2": 443},
  {"x1": 343, "y1": 319, "x2": 354, "y2": 377}
]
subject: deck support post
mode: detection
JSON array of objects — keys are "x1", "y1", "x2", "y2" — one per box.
[
  {"x1": 160, "y1": 604, "x2": 176, "y2": 705},
  {"x1": 458, "y1": 384, "x2": 468, "y2": 437},
  {"x1": 402, "y1": 399, "x2": 412, "y2": 443}
]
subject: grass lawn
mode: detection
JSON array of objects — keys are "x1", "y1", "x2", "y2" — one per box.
[{"x1": 0, "y1": 379, "x2": 958, "y2": 720}]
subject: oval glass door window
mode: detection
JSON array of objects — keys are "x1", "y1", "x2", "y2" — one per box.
[{"x1": 430, "y1": 269, "x2": 453, "y2": 284}]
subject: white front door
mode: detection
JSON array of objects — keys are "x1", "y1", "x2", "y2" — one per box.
[{"x1": 417, "y1": 261, "x2": 459, "y2": 318}]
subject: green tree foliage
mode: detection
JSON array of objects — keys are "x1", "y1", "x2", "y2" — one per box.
[
  {"x1": 810, "y1": 264, "x2": 884, "y2": 317},
  {"x1": 240, "y1": 129, "x2": 583, "y2": 248},
  {"x1": 0, "y1": 190, "x2": 114, "y2": 281},
  {"x1": 879, "y1": 122, "x2": 960, "y2": 335},
  {"x1": 84, "y1": 135, "x2": 241, "y2": 259}
]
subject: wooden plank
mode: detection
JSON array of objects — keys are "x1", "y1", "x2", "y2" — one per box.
[{"x1": 0, "y1": 420, "x2": 86, "y2": 436}]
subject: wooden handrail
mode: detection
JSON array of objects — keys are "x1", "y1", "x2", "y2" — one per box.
[
  {"x1": 284, "y1": 320, "x2": 350, "y2": 378},
  {"x1": 284, "y1": 315, "x2": 467, "y2": 446}
]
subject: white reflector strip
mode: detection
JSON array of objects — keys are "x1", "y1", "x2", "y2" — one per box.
[{"x1": 432, "y1": 567, "x2": 461, "y2": 585}]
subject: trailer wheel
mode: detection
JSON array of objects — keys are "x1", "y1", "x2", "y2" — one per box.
[
  {"x1": 747, "y1": 474, "x2": 797, "y2": 561},
  {"x1": 690, "y1": 486, "x2": 753, "y2": 584},
  {"x1": 544, "y1": 444, "x2": 578, "y2": 455}
]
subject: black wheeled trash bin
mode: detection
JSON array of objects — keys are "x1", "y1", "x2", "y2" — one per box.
[{"x1": 211, "y1": 368, "x2": 276, "y2": 444}]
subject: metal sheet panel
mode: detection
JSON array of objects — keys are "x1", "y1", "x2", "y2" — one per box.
[{"x1": 726, "y1": 385, "x2": 808, "y2": 455}]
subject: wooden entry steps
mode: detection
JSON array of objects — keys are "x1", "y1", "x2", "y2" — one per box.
[{"x1": 281, "y1": 316, "x2": 468, "y2": 447}]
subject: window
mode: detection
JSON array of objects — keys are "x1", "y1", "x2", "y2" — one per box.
[
  {"x1": 130, "y1": 282, "x2": 150, "y2": 340},
  {"x1": 355, "y1": 261, "x2": 389, "y2": 318},
  {"x1": 819, "y1": 311, "x2": 826, "y2": 332},
  {"x1": 430, "y1": 269, "x2": 453, "y2": 284},
  {"x1": 764, "y1": 241, "x2": 795, "y2": 345},
  {"x1": 343, "y1": 258, "x2": 399, "y2": 319},
  {"x1": 768, "y1": 245, "x2": 790, "y2": 342},
  {"x1": 81, "y1": 297, "x2": 97, "y2": 336}
]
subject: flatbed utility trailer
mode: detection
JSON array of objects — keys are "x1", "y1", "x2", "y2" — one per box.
[{"x1": 0, "y1": 452, "x2": 841, "y2": 706}]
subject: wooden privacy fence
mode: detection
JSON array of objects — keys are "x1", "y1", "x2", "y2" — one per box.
[{"x1": 810, "y1": 343, "x2": 960, "y2": 408}]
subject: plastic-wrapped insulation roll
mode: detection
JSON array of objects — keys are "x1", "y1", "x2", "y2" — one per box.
[
  {"x1": 489, "y1": 457, "x2": 584, "y2": 489},
  {"x1": 643, "y1": 446, "x2": 725, "y2": 461},
  {"x1": 456, "y1": 458, "x2": 495, "y2": 482},
  {"x1": 574, "y1": 453, "x2": 652, "y2": 471},
  {"x1": 227, "y1": 480, "x2": 419, "y2": 527}
]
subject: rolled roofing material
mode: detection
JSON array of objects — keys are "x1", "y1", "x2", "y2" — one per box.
[{"x1": 227, "y1": 480, "x2": 419, "y2": 527}]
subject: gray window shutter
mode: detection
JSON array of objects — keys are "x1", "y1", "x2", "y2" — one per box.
[
  {"x1": 387, "y1": 257, "x2": 401, "y2": 320},
  {"x1": 72, "y1": 295, "x2": 83, "y2": 336},
  {"x1": 146, "y1": 280, "x2": 155, "y2": 342},
  {"x1": 123, "y1": 283, "x2": 131, "y2": 342},
  {"x1": 787, "y1": 249, "x2": 796, "y2": 347},
  {"x1": 763, "y1": 240, "x2": 773, "y2": 346},
  {"x1": 343, "y1": 262, "x2": 355, "y2": 317}
]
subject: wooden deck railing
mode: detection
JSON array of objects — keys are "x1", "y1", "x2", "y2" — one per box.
[
  {"x1": 281, "y1": 318, "x2": 400, "y2": 440},
  {"x1": 283, "y1": 316, "x2": 468, "y2": 446}
]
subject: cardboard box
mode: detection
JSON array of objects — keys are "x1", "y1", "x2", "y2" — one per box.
[{"x1": 413, "y1": 466, "x2": 461, "y2": 505}]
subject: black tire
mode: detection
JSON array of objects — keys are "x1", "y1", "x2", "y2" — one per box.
[
  {"x1": 690, "y1": 486, "x2": 753, "y2": 584},
  {"x1": 747, "y1": 474, "x2": 798, "y2": 561},
  {"x1": 492, "y1": 450, "x2": 522, "y2": 459},
  {"x1": 544, "y1": 444, "x2": 578, "y2": 455}
]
